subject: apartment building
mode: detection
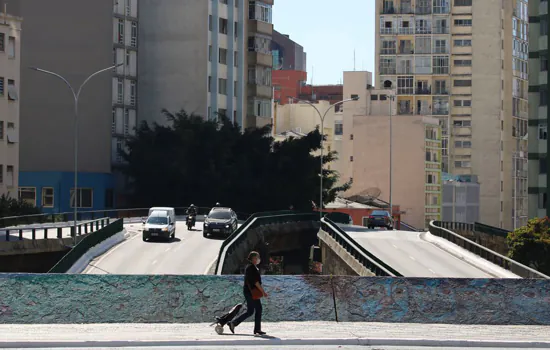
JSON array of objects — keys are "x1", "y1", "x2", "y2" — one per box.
[
  {"x1": 341, "y1": 71, "x2": 442, "y2": 229},
  {"x1": 376, "y1": 0, "x2": 529, "y2": 229},
  {"x1": 3, "y1": 0, "x2": 139, "y2": 212},
  {"x1": 138, "y1": 0, "x2": 273, "y2": 130},
  {"x1": 0, "y1": 13, "x2": 21, "y2": 199},
  {"x1": 528, "y1": 0, "x2": 549, "y2": 219},
  {"x1": 247, "y1": 0, "x2": 275, "y2": 128}
]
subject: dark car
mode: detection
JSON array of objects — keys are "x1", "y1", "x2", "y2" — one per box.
[
  {"x1": 203, "y1": 207, "x2": 238, "y2": 238},
  {"x1": 367, "y1": 210, "x2": 394, "y2": 230},
  {"x1": 323, "y1": 212, "x2": 353, "y2": 225}
]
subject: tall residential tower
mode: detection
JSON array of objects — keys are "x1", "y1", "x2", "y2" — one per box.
[{"x1": 376, "y1": 0, "x2": 529, "y2": 229}]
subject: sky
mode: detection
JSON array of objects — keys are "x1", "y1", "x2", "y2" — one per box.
[{"x1": 272, "y1": 0, "x2": 376, "y2": 85}]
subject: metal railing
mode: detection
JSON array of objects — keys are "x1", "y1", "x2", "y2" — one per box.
[
  {"x1": 49, "y1": 219, "x2": 124, "y2": 273},
  {"x1": 429, "y1": 221, "x2": 549, "y2": 279},
  {"x1": 215, "y1": 211, "x2": 315, "y2": 274},
  {"x1": 320, "y1": 217, "x2": 402, "y2": 277},
  {"x1": 0, "y1": 206, "x2": 251, "y2": 230},
  {"x1": 2, "y1": 217, "x2": 111, "y2": 242}
]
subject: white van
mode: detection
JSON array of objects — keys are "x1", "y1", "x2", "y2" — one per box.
[{"x1": 142, "y1": 207, "x2": 176, "y2": 241}]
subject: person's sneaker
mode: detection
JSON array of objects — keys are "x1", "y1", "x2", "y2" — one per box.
[
  {"x1": 228, "y1": 322, "x2": 235, "y2": 334},
  {"x1": 254, "y1": 331, "x2": 266, "y2": 336}
]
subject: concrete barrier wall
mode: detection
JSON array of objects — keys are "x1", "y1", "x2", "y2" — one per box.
[{"x1": 0, "y1": 275, "x2": 548, "y2": 325}]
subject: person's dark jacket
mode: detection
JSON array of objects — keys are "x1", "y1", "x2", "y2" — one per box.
[
  {"x1": 243, "y1": 263, "x2": 261, "y2": 293},
  {"x1": 186, "y1": 207, "x2": 197, "y2": 216}
]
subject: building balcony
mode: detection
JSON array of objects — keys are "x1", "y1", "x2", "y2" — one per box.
[
  {"x1": 433, "y1": 26, "x2": 450, "y2": 34},
  {"x1": 247, "y1": 51, "x2": 272, "y2": 67},
  {"x1": 398, "y1": 28, "x2": 415, "y2": 35},
  {"x1": 433, "y1": 48, "x2": 449, "y2": 54},
  {"x1": 399, "y1": 47, "x2": 414, "y2": 54},
  {"x1": 380, "y1": 28, "x2": 397, "y2": 35},
  {"x1": 433, "y1": 90, "x2": 449, "y2": 95},
  {"x1": 415, "y1": 28, "x2": 432, "y2": 35},
  {"x1": 398, "y1": 104, "x2": 413, "y2": 115},
  {"x1": 380, "y1": 68, "x2": 397, "y2": 75},
  {"x1": 247, "y1": 19, "x2": 273, "y2": 36},
  {"x1": 416, "y1": 88, "x2": 432, "y2": 95},
  {"x1": 415, "y1": 7, "x2": 432, "y2": 15},
  {"x1": 433, "y1": 108, "x2": 449, "y2": 115},
  {"x1": 381, "y1": 7, "x2": 396, "y2": 14},
  {"x1": 381, "y1": 48, "x2": 396, "y2": 55},
  {"x1": 248, "y1": 83, "x2": 273, "y2": 99}
]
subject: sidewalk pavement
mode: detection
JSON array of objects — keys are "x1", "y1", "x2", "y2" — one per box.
[{"x1": 1, "y1": 322, "x2": 550, "y2": 348}]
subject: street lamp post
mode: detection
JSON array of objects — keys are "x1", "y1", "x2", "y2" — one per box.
[
  {"x1": 289, "y1": 96, "x2": 359, "y2": 219},
  {"x1": 389, "y1": 92, "x2": 394, "y2": 221},
  {"x1": 30, "y1": 64, "x2": 122, "y2": 246}
]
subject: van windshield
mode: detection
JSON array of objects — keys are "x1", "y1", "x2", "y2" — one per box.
[{"x1": 147, "y1": 216, "x2": 168, "y2": 225}]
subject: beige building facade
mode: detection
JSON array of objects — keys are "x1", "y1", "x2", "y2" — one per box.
[
  {"x1": 0, "y1": 13, "x2": 21, "y2": 198},
  {"x1": 376, "y1": 0, "x2": 529, "y2": 229},
  {"x1": 341, "y1": 71, "x2": 442, "y2": 229}
]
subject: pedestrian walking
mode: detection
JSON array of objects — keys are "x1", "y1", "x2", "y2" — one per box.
[{"x1": 228, "y1": 251, "x2": 267, "y2": 335}]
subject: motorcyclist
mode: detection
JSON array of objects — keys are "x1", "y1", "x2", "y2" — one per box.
[
  {"x1": 186, "y1": 204, "x2": 197, "y2": 225},
  {"x1": 215, "y1": 202, "x2": 221, "y2": 207}
]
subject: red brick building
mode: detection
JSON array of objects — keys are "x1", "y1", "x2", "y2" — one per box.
[{"x1": 273, "y1": 70, "x2": 307, "y2": 104}]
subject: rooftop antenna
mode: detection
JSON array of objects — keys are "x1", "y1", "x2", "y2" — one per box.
[
  {"x1": 3, "y1": 3, "x2": 7, "y2": 24},
  {"x1": 354, "y1": 49, "x2": 356, "y2": 71},
  {"x1": 311, "y1": 66, "x2": 314, "y2": 100}
]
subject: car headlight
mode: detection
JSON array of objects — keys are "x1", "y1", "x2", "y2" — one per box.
[
  {"x1": 204, "y1": 222, "x2": 209, "y2": 226},
  {"x1": 162, "y1": 228, "x2": 168, "y2": 232},
  {"x1": 225, "y1": 224, "x2": 230, "y2": 228}
]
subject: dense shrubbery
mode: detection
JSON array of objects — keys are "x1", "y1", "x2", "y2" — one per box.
[
  {"x1": 506, "y1": 217, "x2": 550, "y2": 275},
  {"x1": 122, "y1": 110, "x2": 351, "y2": 214},
  {"x1": 0, "y1": 194, "x2": 41, "y2": 218}
]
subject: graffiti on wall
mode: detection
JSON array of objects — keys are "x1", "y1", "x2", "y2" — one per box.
[{"x1": 0, "y1": 274, "x2": 548, "y2": 325}]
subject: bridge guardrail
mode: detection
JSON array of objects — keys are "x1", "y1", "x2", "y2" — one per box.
[
  {"x1": 321, "y1": 217, "x2": 402, "y2": 277},
  {"x1": 49, "y1": 218, "x2": 124, "y2": 273},
  {"x1": 399, "y1": 221, "x2": 422, "y2": 232},
  {"x1": 429, "y1": 221, "x2": 549, "y2": 279},
  {"x1": 215, "y1": 210, "x2": 313, "y2": 274},
  {"x1": 0, "y1": 207, "x2": 251, "y2": 233},
  {"x1": 3, "y1": 217, "x2": 112, "y2": 242}
]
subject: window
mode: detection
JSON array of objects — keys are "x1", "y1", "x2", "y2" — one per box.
[
  {"x1": 219, "y1": 48, "x2": 227, "y2": 64},
  {"x1": 248, "y1": 35, "x2": 272, "y2": 54},
  {"x1": 118, "y1": 19, "x2": 124, "y2": 44},
  {"x1": 540, "y1": 159, "x2": 548, "y2": 174},
  {"x1": 131, "y1": 22, "x2": 138, "y2": 47},
  {"x1": 454, "y1": 19, "x2": 472, "y2": 27},
  {"x1": 248, "y1": 66, "x2": 272, "y2": 86},
  {"x1": 234, "y1": 22, "x2": 238, "y2": 38},
  {"x1": 0, "y1": 165, "x2": 2, "y2": 184},
  {"x1": 6, "y1": 166, "x2": 13, "y2": 187},
  {"x1": 433, "y1": 56, "x2": 449, "y2": 74},
  {"x1": 453, "y1": 120, "x2": 471, "y2": 127},
  {"x1": 454, "y1": 39, "x2": 471, "y2": 47},
  {"x1": 380, "y1": 94, "x2": 388, "y2": 100},
  {"x1": 434, "y1": 80, "x2": 447, "y2": 94},
  {"x1": 0, "y1": 77, "x2": 4, "y2": 96},
  {"x1": 454, "y1": 140, "x2": 472, "y2": 148},
  {"x1": 208, "y1": 76, "x2": 212, "y2": 92},
  {"x1": 7, "y1": 122, "x2": 17, "y2": 144},
  {"x1": 541, "y1": 17, "x2": 548, "y2": 36},
  {"x1": 124, "y1": 109, "x2": 130, "y2": 135},
  {"x1": 130, "y1": 81, "x2": 136, "y2": 106},
  {"x1": 454, "y1": 0, "x2": 472, "y2": 5},
  {"x1": 453, "y1": 100, "x2": 471, "y2": 107},
  {"x1": 454, "y1": 79, "x2": 472, "y2": 87},
  {"x1": 335, "y1": 123, "x2": 343, "y2": 135},
  {"x1": 0, "y1": 121, "x2": 3, "y2": 139},
  {"x1": 455, "y1": 161, "x2": 471, "y2": 168},
  {"x1": 219, "y1": 78, "x2": 227, "y2": 95},
  {"x1": 7, "y1": 80, "x2": 17, "y2": 101},
  {"x1": 350, "y1": 134, "x2": 354, "y2": 140},
  {"x1": 249, "y1": 1, "x2": 272, "y2": 23},
  {"x1": 350, "y1": 156, "x2": 354, "y2": 162},
  {"x1": 8, "y1": 37, "x2": 15, "y2": 58},
  {"x1": 397, "y1": 76, "x2": 413, "y2": 94},
  {"x1": 218, "y1": 108, "x2": 227, "y2": 118},
  {"x1": 209, "y1": 15, "x2": 213, "y2": 31},
  {"x1": 454, "y1": 59, "x2": 472, "y2": 67},
  {"x1": 219, "y1": 18, "x2": 228, "y2": 34},
  {"x1": 42, "y1": 187, "x2": 54, "y2": 208},
  {"x1": 0, "y1": 33, "x2": 4, "y2": 51},
  {"x1": 208, "y1": 46, "x2": 212, "y2": 62},
  {"x1": 541, "y1": 55, "x2": 548, "y2": 72},
  {"x1": 117, "y1": 78, "x2": 123, "y2": 103},
  {"x1": 234, "y1": 51, "x2": 238, "y2": 67},
  {"x1": 540, "y1": 87, "x2": 548, "y2": 106},
  {"x1": 539, "y1": 193, "x2": 547, "y2": 210},
  {"x1": 371, "y1": 94, "x2": 378, "y2": 101},
  {"x1": 539, "y1": 125, "x2": 547, "y2": 140},
  {"x1": 112, "y1": 108, "x2": 116, "y2": 133},
  {"x1": 19, "y1": 187, "x2": 36, "y2": 207},
  {"x1": 70, "y1": 188, "x2": 93, "y2": 208}
]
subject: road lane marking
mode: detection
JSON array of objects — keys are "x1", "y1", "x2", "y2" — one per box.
[
  {"x1": 409, "y1": 256, "x2": 416, "y2": 261},
  {"x1": 429, "y1": 268, "x2": 436, "y2": 275},
  {"x1": 392, "y1": 244, "x2": 398, "y2": 248},
  {"x1": 84, "y1": 228, "x2": 140, "y2": 274},
  {"x1": 165, "y1": 247, "x2": 171, "y2": 252},
  {"x1": 152, "y1": 260, "x2": 158, "y2": 265}
]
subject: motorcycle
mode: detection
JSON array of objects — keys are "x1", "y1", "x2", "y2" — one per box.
[{"x1": 186, "y1": 214, "x2": 196, "y2": 230}]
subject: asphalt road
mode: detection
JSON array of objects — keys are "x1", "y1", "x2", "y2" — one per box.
[
  {"x1": 345, "y1": 227, "x2": 491, "y2": 278},
  {"x1": 83, "y1": 220, "x2": 224, "y2": 275}
]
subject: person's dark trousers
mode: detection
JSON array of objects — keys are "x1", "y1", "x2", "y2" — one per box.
[{"x1": 231, "y1": 291, "x2": 262, "y2": 332}]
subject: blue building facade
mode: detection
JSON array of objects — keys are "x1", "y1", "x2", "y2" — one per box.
[{"x1": 18, "y1": 171, "x2": 115, "y2": 214}]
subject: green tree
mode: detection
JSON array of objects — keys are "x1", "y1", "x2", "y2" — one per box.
[
  {"x1": 122, "y1": 110, "x2": 350, "y2": 214},
  {"x1": 0, "y1": 194, "x2": 41, "y2": 218},
  {"x1": 506, "y1": 217, "x2": 550, "y2": 275}
]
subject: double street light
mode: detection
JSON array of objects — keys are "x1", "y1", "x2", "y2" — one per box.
[
  {"x1": 288, "y1": 96, "x2": 360, "y2": 219},
  {"x1": 30, "y1": 63, "x2": 123, "y2": 246}
]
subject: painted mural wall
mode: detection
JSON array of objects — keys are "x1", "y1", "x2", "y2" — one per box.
[{"x1": 0, "y1": 274, "x2": 548, "y2": 325}]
